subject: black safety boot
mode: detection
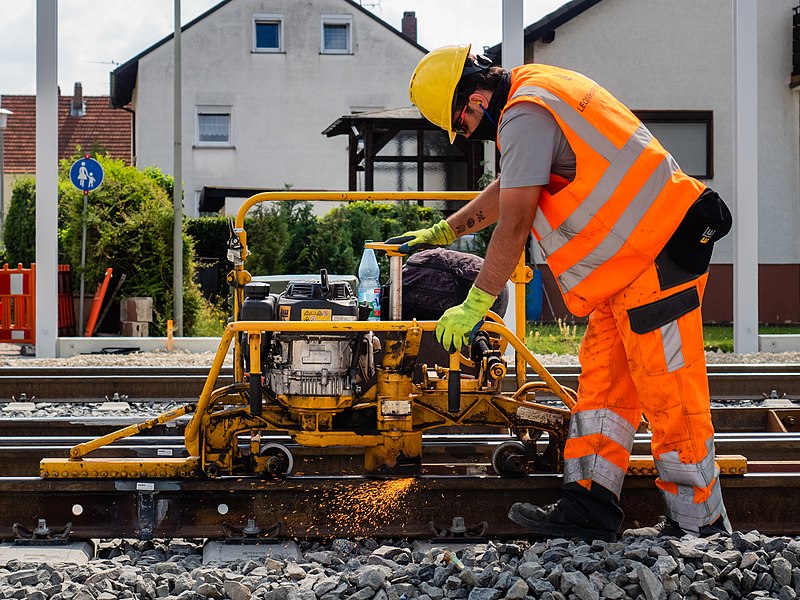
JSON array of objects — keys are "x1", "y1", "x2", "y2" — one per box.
[
  {"x1": 508, "y1": 483, "x2": 623, "y2": 543},
  {"x1": 625, "y1": 515, "x2": 730, "y2": 539},
  {"x1": 508, "y1": 501, "x2": 618, "y2": 542}
]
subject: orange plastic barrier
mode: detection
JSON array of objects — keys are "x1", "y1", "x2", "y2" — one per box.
[
  {"x1": 84, "y1": 268, "x2": 113, "y2": 337},
  {"x1": 0, "y1": 263, "x2": 79, "y2": 344},
  {"x1": 0, "y1": 263, "x2": 36, "y2": 344}
]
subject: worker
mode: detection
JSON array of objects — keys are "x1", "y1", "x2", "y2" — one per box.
[{"x1": 387, "y1": 44, "x2": 732, "y2": 542}]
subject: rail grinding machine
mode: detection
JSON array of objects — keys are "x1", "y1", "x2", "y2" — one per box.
[{"x1": 40, "y1": 192, "x2": 746, "y2": 481}]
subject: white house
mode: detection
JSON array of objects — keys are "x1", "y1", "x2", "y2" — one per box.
[
  {"x1": 487, "y1": 0, "x2": 800, "y2": 323},
  {"x1": 110, "y1": 0, "x2": 426, "y2": 217}
]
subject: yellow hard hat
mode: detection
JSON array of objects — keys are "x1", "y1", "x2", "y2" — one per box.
[{"x1": 409, "y1": 44, "x2": 471, "y2": 144}]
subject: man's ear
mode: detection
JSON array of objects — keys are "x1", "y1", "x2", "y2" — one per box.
[{"x1": 469, "y1": 91, "x2": 489, "y2": 108}]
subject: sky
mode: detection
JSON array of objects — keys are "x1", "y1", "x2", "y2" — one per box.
[{"x1": 0, "y1": 0, "x2": 568, "y2": 97}]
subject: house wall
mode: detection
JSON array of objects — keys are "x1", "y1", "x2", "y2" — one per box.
[
  {"x1": 132, "y1": 0, "x2": 424, "y2": 217},
  {"x1": 529, "y1": 0, "x2": 800, "y2": 267}
]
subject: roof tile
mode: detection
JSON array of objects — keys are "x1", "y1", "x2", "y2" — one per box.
[{"x1": 0, "y1": 94, "x2": 132, "y2": 174}]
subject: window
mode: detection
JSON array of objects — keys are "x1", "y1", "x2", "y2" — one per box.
[
  {"x1": 635, "y1": 110, "x2": 713, "y2": 179},
  {"x1": 321, "y1": 15, "x2": 352, "y2": 54},
  {"x1": 253, "y1": 14, "x2": 283, "y2": 52},
  {"x1": 196, "y1": 106, "x2": 232, "y2": 147}
]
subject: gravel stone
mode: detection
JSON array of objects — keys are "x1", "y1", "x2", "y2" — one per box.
[
  {"x1": 560, "y1": 570, "x2": 598, "y2": 600},
  {"x1": 637, "y1": 565, "x2": 665, "y2": 600},
  {"x1": 775, "y1": 556, "x2": 794, "y2": 586},
  {"x1": 465, "y1": 588, "x2": 503, "y2": 600},
  {"x1": 224, "y1": 580, "x2": 252, "y2": 600},
  {"x1": 504, "y1": 578, "x2": 528, "y2": 600},
  {"x1": 420, "y1": 581, "x2": 444, "y2": 599}
]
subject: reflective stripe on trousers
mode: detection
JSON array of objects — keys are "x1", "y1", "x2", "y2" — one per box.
[
  {"x1": 656, "y1": 437, "x2": 731, "y2": 534},
  {"x1": 564, "y1": 258, "x2": 729, "y2": 530}
]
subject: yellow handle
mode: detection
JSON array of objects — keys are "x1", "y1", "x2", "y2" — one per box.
[{"x1": 365, "y1": 242, "x2": 406, "y2": 257}]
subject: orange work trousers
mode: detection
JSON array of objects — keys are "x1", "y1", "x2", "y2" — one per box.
[{"x1": 563, "y1": 252, "x2": 729, "y2": 533}]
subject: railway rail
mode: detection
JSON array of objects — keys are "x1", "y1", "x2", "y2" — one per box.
[
  {"x1": 0, "y1": 363, "x2": 797, "y2": 400},
  {"x1": 1, "y1": 469, "x2": 799, "y2": 540},
  {"x1": 0, "y1": 364, "x2": 796, "y2": 542}
]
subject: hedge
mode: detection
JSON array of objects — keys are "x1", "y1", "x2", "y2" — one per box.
[{"x1": 4, "y1": 156, "x2": 209, "y2": 335}]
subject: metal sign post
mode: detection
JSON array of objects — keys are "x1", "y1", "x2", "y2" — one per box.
[{"x1": 69, "y1": 154, "x2": 104, "y2": 334}]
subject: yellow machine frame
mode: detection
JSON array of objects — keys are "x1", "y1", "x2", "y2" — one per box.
[{"x1": 40, "y1": 192, "x2": 746, "y2": 480}]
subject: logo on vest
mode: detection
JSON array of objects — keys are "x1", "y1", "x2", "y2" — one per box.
[
  {"x1": 577, "y1": 84, "x2": 600, "y2": 113},
  {"x1": 700, "y1": 227, "x2": 716, "y2": 244}
]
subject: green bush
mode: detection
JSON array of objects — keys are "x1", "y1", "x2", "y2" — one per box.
[
  {"x1": 4, "y1": 178, "x2": 37, "y2": 266},
  {"x1": 302, "y1": 201, "x2": 442, "y2": 280},
  {"x1": 142, "y1": 166, "x2": 174, "y2": 199},
  {"x1": 245, "y1": 200, "x2": 318, "y2": 275},
  {"x1": 238, "y1": 200, "x2": 440, "y2": 281},
  {"x1": 58, "y1": 156, "x2": 211, "y2": 335},
  {"x1": 4, "y1": 155, "x2": 215, "y2": 336},
  {"x1": 186, "y1": 215, "x2": 231, "y2": 301}
]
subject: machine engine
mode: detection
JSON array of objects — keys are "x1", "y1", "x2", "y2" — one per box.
[{"x1": 241, "y1": 271, "x2": 376, "y2": 398}]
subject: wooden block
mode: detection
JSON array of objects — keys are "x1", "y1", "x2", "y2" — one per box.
[{"x1": 120, "y1": 297, "x2": 153, "y2": 322}]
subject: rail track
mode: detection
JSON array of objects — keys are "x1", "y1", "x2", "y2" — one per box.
[
  {"x1": 0, "y1": 363, "x2": 797, "y2": 400},
  {"x1": 0, "y1": 364, "x2": 797, "y2": 541}
]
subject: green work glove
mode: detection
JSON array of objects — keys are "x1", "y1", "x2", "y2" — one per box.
[
  {"x1": 385, "y1": 219, "x2": 455, "y2": 255},
  {"x1": 435, "y1": 286, "x2": 496, "y2": 353}
]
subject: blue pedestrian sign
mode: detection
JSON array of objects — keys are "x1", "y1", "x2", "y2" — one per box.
[{"x1": 69, "y1": 156, "x2": 104, "y2": 193}]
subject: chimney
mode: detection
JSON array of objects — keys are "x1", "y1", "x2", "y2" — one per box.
[
  {"x1": 401, "y1": 11, "x2": 417, "y2": 43},
  {"x1": 71, "y1": 82, "x2": 85, "y2": 117}
]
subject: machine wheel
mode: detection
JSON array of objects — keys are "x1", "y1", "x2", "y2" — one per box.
[
  {"x1": 491, "y1": 441, "x2": 528, "y2": 477},
  {"x1": 259, "y1": 443, "x2": 294, "y2": 478}
]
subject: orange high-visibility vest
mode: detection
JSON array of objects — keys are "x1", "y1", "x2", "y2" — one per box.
[{"x1": 499, "y1": 65, "x2": 705, "y2": 316}]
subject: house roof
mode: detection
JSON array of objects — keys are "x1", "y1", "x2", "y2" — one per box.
[
  {"x1": 0, "y1": 94, "x2": 132, "y2": 174},
  {"x1": 110, "y1": 0, "x2": 428, "y2": 109},
  {"x1": 485, "y1": 0, "x2": 602, "y2": 62},
  {"x1": 323, "y1": 106, "x2": 435, "y2": 137}
]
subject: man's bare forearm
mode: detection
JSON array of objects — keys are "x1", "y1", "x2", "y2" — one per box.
[
  {"x1": 474, "y1": 185, "x2": 542, "y2": 297},
  {"x1": 445, "y1": 178, "x2": 501, "y2": 238}
]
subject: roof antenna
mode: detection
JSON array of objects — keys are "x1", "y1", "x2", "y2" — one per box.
[{"x1": 357, "y1": 0, "x2": 382, "y2": 11}]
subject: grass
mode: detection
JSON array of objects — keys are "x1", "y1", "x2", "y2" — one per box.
[{"x1": 525, "y1": 321, "x2": 800, "y2": 355}]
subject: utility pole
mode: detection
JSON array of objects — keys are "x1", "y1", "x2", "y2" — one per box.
[{"x1": 173, "y1": 0, "x2": 184, "y2": 336}]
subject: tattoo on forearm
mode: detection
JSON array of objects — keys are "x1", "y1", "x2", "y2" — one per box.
[{"x1": 455, "y1": 211, "x2": 487, "y2": 236}]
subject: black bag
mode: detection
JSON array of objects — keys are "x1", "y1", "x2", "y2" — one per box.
[{"x1": 380, "y1": 248, "x2": 509, "y2": 320}]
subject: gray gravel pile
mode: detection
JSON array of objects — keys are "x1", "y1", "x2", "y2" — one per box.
[
  {"x1": 0, "y1": 400, "x2": 185, "y2": 419},
  {"x1": 2, "y1": 531, "x2": 800, "y2": 599},
  {"x1": 0, "y1": 347, "x2": 796, "y2": 419},
  {"x1": 1, "y1": 346, "x2": 799, "y2": 368}
]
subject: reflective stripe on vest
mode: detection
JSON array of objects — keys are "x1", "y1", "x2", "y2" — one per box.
[
  {"x1": 511, "y1": 84, "x2": 681, "y2": 295},
  {"x1": 501, "y1": 67, "x2": 704, "y2": 316}
]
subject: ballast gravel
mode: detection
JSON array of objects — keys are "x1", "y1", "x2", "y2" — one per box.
[
  {"x1": 0, "y1": 347, "x2": 796, "y2": 419},
  {"x1": 1, "y1": 345, "x2": 798, "y2": 599},
  {"x1": 1, "y1": 347, "x2": 799, "y2": 368},
  {"x1": 2, "y1": 531, "x2": 800, "y2": 599}
]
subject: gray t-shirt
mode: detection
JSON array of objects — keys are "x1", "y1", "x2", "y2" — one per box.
[{"x1": 498, "y1": 102, "x2": 576, "y2": 188}]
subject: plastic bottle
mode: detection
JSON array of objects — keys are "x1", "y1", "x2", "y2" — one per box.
[{"x1": 357, "y1": 241, "x2": 381, "y2": 321}]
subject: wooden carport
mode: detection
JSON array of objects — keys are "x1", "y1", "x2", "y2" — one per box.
[{"x1": 323, "y1": 107, "x2": 485, "y2": 193}]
